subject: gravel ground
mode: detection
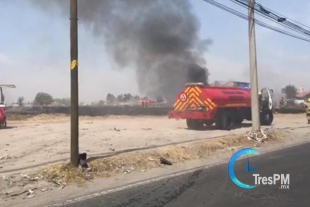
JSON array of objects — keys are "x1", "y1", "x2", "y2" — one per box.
[{"x1": 0, "y1": 114, "x2": 308, "y2": 173}]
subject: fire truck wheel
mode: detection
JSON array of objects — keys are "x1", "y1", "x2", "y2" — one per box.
[
  {"x1": 215, "y1": 116, "x2": 222, "y2": 129},
  {"x1": 260, "y1": 111, "x2": 273, "y2": 126},
  {"x1": 186, "y1": 119, "x2": 194, "y2": 129},
  {"x1": 194, "y1": 120, "x2": 204, "y2": 130},
  {"x1": 234, "y1": 116, "x2": 243, "y2": 125},
  {"x1": 221, "y1": 112, "x2": 234, "y2": 130},
  {"x1": 186, "y1": 119, "x2": 203, "y2": 130},
  {"x1": 204, "y1": 120, "x2": 214, "y2": 127},
  {"x1": 0, "y1": 121, "x2": 5, "y2": 129}
]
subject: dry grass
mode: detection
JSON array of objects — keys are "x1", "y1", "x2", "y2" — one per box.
[
  {"x1": 42, "y1": 163, "x2": 86, "y2": 184},
  {"x1": 39, "y1": 129, "x2": 288, "y2": 184},
  {"x1": 7, "y1": 113, "x2": 142, "y2": 123},
  {"x1": 7, "y1": 113, "x2": 69, "y2": 122},
  {"x1": 39, "y1": 153, "x2": 162, "y2": 184},
  {"x1": 6, "y1": 113, "x2": 36, "y2": 121},
  {"x1": 158, "y1": 130, "x2": 287, "y2": 162},
  {"x1": 26, "y1": 114, "x2": 70, "y2": 122}
]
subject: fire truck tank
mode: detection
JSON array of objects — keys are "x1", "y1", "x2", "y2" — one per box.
[{"x1": 201, "y1": 87, "x2": 251, "y2": 108}]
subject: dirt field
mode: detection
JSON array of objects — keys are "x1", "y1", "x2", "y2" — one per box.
[
  {"x1": 0, "y1": 113, "x2": 309, "y2": 207},
  {"x1": 0, "y1": 114, "x2": 308, "y2": 173}
]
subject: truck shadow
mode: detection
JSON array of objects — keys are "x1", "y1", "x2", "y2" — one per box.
[
  {"x1": 0, "y1": 126, "x2": 17, "y2": 130},
  {"x1": 185, "y1": 123, "x2": 252, "y2": 131}
]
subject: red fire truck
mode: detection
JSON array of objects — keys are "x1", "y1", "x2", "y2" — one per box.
[
  {"x1": 0, "y1": 84, "x2": 16, "y2": 129},
  {"x1": 168, "y1": 82, "x2": 273, "y2": 130}
]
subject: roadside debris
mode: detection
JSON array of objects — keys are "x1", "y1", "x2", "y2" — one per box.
[
  {"x1": 113, "y1": 127, "x2": 121, "y2": 132},
  {"x1": 79, "y1": 153, "x2": 92, "y2": 180},
  {"x1": 52, "y1": 180, "x2": 62, "y2": 186},
  {"x1": 123, "y1": 166, "x2": 135, "y2": 174},
  {"x1": 27, "y1": 194, "x2": 35, "y2": 199},
  {"x1": 59, "y1": 183, "x2": 67, "y2": 190},
  {"x1": 79, "y1": 153, "x2": 89, "y2": 169},
  {"x1": 0, "y1": 155, "x2": 13, "y2": 160},
  {"x1": 27, "y1": 189, "x2": 35, "y2": 199},
  {"x1": 160, "y1": 157, "x2": 172, "y2": 165},
  {"x1": 21, "y1": 173, "x2": 42, "y2": 182},
  {"x1": 8, "y1": 188, "x2": 37, "y2": 198},
  {"x1": 52, "y1": 179, "x2": 67, "y2": 190},
  {"x1": 246, "y1": 130, "x2": 268, "y2": 142},
  {"x1": 141, "y1": 128, "x2": 152, "y2": 131}
]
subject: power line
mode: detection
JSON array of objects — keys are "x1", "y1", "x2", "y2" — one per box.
[
  {"x1": 201, "y1": 0, "x2": 310, "y2": 43},
  {"x1": 257, "y1": 5, "x2": 310, "y2": 31},
  {"x1": 233, "y1": 0, "x2": 310, "y2": 30},
  {"x1": 203, "y1": 0, "x2": 310, "y2": 42},
  {"x1": 231, "y1": 0, "x2": 310, "y2": 36},
  {"x1": 231, "y1": 0, "x2": 310, "y2": 37}
]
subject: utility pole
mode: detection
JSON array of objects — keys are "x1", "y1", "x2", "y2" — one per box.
[
  {"x1": 70, "y1": 0, "x2": 79, "y2": 167},
  {"x1": 248, "y1": 0, "x2": 260, "y2": 132}
]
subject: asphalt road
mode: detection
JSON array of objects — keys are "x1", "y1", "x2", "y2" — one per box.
[{"x1": 64, "y1": 143, "x2": 310, "y2": 207}]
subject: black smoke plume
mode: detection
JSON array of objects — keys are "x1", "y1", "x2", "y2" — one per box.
[{"x1": 30, "y1": 0, "x2": 212, "y2": 102}]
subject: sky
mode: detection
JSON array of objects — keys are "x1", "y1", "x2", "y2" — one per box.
[{"x1": 1, "y1": 0, "x2": 310, "y2": 103}]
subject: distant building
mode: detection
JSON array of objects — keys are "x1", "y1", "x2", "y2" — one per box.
[
  {"x1": 295, "y1": 91, "x2": 310, "y2": 101},
  {"x1": 138, "y1": 98, "x2": 156, "y2": 107},
  {"x1": 297, "y1": 87, "x2": 304, "y2": 93}
]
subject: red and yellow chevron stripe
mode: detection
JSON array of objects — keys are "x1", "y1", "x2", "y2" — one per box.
[
  {"x1": 204, "y1": 98, "x2": 216, "y2": 110},
  {"x1": 173, "y1": 87, "x2": 217, "y2": 111}
]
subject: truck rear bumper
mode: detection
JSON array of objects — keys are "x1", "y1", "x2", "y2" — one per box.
[{"x1": 168, "y1": 110, "x2": 213, "y2": 120}]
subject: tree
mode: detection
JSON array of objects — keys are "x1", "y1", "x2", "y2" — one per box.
[
  {"x1": 133, "y1": 95, "x2": 140, "y2": 100},
  {"x1": 117, "y1": 94, "x2": 124, "y2": 102},
  {"x1": 97, "y1": 100, "x2": 105, "y2": 106},
  {"x1": 34, "y1": 92, "x2": 53, "y2": 106},
  {"x1": 281, "y1": 85, "x2": 297, "y2": 99},
  {"x1": 17, "y1": 97, "x2": 24, "y2": 106},
  {"x1": 156, "y1": 95, "x2": 164, "y2": 103},
  {"x1": 123, "y1": 93, "x2": 132, "y2": 102},
  {"x1": 106, "y1": 93, "x2": 116, "y2": 104}
]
